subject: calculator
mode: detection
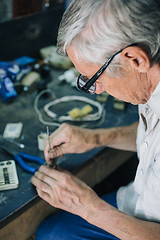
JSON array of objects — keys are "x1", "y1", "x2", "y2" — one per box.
[{"x1": 0, "y1": 160, "x2": 19, "y2": 191}]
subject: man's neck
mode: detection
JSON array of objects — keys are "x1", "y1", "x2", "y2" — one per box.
[{"x1": 148, "y1": 64, "x2": 160, "y2": 96}]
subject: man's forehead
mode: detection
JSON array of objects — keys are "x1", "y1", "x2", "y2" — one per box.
[
  {"x1": 67, "y1": 46, "x2": 83, "y2": 64},
  {"x1": 67, "y1": 46, "x2": 100, "y2": 75}
]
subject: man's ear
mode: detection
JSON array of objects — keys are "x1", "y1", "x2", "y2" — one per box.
[{"x1": 121, "y1": 46, "x2": 150, "y2": 73}]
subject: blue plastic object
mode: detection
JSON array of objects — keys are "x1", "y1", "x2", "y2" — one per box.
[
  {"x1": 0, "y1": 70, "x2": 17, "y2": 102},
  {"x1": 14, "y1": 152, "x2": 45, "y2": 174},
  {"x1": 2, "y1": 145, "x2": 45, "y2": 173}
]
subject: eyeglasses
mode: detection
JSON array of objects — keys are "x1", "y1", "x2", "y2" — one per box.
[{"x1": 77, "y1": 47, "x2": 127, "y2": 94}]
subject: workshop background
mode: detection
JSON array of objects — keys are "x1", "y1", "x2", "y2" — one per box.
[{"x1": 0, "y1": 1, "x2": 139, "y2": 239}]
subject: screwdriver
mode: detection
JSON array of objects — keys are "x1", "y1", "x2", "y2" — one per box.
[{"x1": 46, "y1": 126, "x2": 57, "y2": 168}]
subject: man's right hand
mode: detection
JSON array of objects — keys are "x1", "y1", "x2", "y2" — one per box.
[{"x1": 44, "y1": 123, "x2": 96, "y2": 165}]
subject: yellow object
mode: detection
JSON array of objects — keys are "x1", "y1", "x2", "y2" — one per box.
[
  {"x1": 21, "y1": 71, "x2": 41, "y2": 92},
  {"x1": 68, "y1": 108, "x2": 81, "y2": 118},
  {"x1": 113, "y1": 98, "x2": 125, "y2": 110},
  {"x1": 68, "y1": 104, "x2": 93, "y2": 119},
  {"x1": 96, "y1": 92, "x2": 109, "y2": 103},
  {"x1": 21, "y1": 71, "x2": 41, "y2": 86},
  {"x1": 80, "y1": 105, "x2": 93, "y2": 116}
]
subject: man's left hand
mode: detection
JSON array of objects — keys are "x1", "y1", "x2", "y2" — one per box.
[{"x1": 31, "y1": 165, "x2": 101, "y2": 220}]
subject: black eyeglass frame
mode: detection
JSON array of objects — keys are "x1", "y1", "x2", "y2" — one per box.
[{"x1": 77, "y1": 44, "x2": 136, "y2": 94}]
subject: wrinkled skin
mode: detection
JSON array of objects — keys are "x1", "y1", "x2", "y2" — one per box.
[
  {"x1": 31, "y1": 165, "x2": 102, "y2": 220},
  {"x1": 31, "y1": 44, "x2": 160, "y2": 240},
  {"x1": 44, "y1": 123, "x2": 96, "y2": 165},
  {"x1": 32, "y1": 122, "x2": 102, "y2": 220}
]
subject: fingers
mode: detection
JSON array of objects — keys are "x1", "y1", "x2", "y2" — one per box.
[
  {"x1": 32, "y1": 165, "x2": 77, "y2": 196},
  {"x1": 44, "y1": 123, "x2": 71, "y2": 163},
  {"x1": 32, "y1": 174, "x2": 54, "y2": 206},
  {"x1": 31, "y1": 172, "x2": 52, "y2": 195},
  {"x1": 31, "y1": 165, "x2": 75, "y2": 209},
  {"x1": 50, "y1": 123, "x2": 71, "y2": 148},
  {"x1": 36, "y1": 188, "x2": 51, "y2": 203},
  {"x1": 34, "y1": 165, "x2": 69, "y2": 183},
  {"x1": 31, "y1": 166, "x2": 57, "y2": 204},
  {"x1": 44, "y1": 123, "x2": 91, "y2": 165},
  {"x1": 44, "y1": 146, "x2": 61, "y2": 166},
  {"x1": 31, "y1": 165, "x2": 101, "y2": 218}
]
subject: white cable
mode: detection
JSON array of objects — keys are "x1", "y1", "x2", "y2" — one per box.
[
  {"x1": 44, "y1": 95, "x2": 104, "y2": 122},
  {"x1": 81, "y1": 109, "x2": 106, "y2": 128},
  {"x1": 34, "y1": 89, "x2": 105, "y2": 127},
  {"x1": 34, "y1": 89, "x2": 60, "y2": 127}
]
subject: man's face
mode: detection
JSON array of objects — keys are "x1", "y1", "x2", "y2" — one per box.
[{"x1": 67, "y1": 46, "x2": 149, "y2": 105}]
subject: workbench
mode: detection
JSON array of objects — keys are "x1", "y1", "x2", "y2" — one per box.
[{"x1": 0, "y1": 68, "x2": 139, "y2": 240}]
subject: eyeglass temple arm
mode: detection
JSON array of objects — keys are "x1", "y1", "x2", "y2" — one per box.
[
  {"x1": 83, "y1": 53, "x2": 119, "y2": 90},
  {"x1": 82, "y1": 46, "x2": 130, "y2": 91},
  {"x1": 83, "y1": 61, "x2": 110, "y2": 90}
]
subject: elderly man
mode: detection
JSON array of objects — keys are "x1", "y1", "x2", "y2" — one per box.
[{"x1": 31, "y1": 0, "x2": 160, "y2": 239}]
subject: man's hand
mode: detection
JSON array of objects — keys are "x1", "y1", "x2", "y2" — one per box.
[
  {"x1": 31, "y1": 165, "x2": 101, "y2": 219},
  {"x1": 44, "y1": 123, "x2": 96, "y2": 165},
  {"x1": 44, "y1": 122, "x2": 138, "y2": 166},
  {"x1": 31, "y1": 166, "x2": 160, "y2": 240}
]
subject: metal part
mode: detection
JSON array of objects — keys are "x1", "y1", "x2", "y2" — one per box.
[
  {"x1": 1, "y1": 146, "x2": 19, "y2": 157},
  {"x1": 46, "y1": 126, "x2": 57, "y2": 168},
  {"x1": 1, "y1": 146, "x2": 45, "y2": 174},
  {"x1": 0, "y1": 134, "x2": 25, "y2": 149},
  {"x1": 44, "y1": 0, "x2": 50, "y2": 7}
]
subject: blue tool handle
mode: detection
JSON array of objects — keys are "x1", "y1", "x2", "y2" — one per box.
[
  {"x1": 14, "y1": 154, "x2": 37, "y2": 174},
  {"x1": 19, "y1": 152, "x2": 45, "y2": 165}
]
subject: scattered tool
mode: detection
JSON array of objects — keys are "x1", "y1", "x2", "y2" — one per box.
[
  {"x1": 46, "y1": 126, "x2": 57, "y2": 168},
  {"x1": 2, "y1": 147, "x2": 45, "y2": 174},
  {"x1": 113, "y1": 98, "x2": 126, "y2": 111},
  {"x1": 3, "y1": 122, "x2": 23, "y2": 139},
  {"x1": 0, "y1": 160, "x2": 19, "y2": 191},
  {"x1": 0, "y1": 134, "x2": 25, "y2": 149}
]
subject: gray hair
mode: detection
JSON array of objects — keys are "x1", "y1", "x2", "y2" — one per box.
[{"x1": 57, "y1": 0, "x2": 160, "y2": 74}]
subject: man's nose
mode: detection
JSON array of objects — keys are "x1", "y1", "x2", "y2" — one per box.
[{"x1": 95, "y1": 82, "x2": 104, "y2": 94}]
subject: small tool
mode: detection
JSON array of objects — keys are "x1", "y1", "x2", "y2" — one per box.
[
  {"x1": 0, "y1": 134, "x2": 25, "y2": 149},
  {"x1": 0, "y1": 160, "x2": 19, "y2": 191},
  {"x1": 46, "y1": 126, "x2": 57, "y2": 168},
  {"x1": 2, "y1": 147, "x2": 45, "y2": 174}
]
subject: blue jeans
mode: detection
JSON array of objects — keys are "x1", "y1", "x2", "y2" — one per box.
[{"x1": 36, "y1": 191, "x2": 120, "y2": 240}]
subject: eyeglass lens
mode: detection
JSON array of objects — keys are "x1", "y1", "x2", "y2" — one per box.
[{"x1": 78, "y1": 75, "x2": 96, "y2": 94}]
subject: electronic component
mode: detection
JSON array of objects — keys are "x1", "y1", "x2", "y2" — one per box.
[
  {"x1": 37, "y1": 133, "x2": 48, "y2": 151},
  {"x1": 40, "y1": 45, "x2": 73, "y2": 69},
  {"x1": 3, "y1": 122, "x2": 23, "y2": 139},
  {"x1": 47, "y1": 126, "x2": 57, "y2": 168},
  {"x1": 113, "y1": 98, "x2": 126, "y2": 110},
  {"x1": 96, "y1": 92, "x2": 109, "y2": 103},
  {"x1": 0, "y1": 160, "x2": 19, "y2": 191}
]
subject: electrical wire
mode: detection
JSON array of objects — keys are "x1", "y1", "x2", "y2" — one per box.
[
  {"x1": 44, "y1": 95, "x2": 104, "y2": 122},
  {"x1": 34, "y1": 89, "x2": 105, "y2": 127},
  {"x1": 34, "y1": 89, "x2": 60, "y2": 127}
]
